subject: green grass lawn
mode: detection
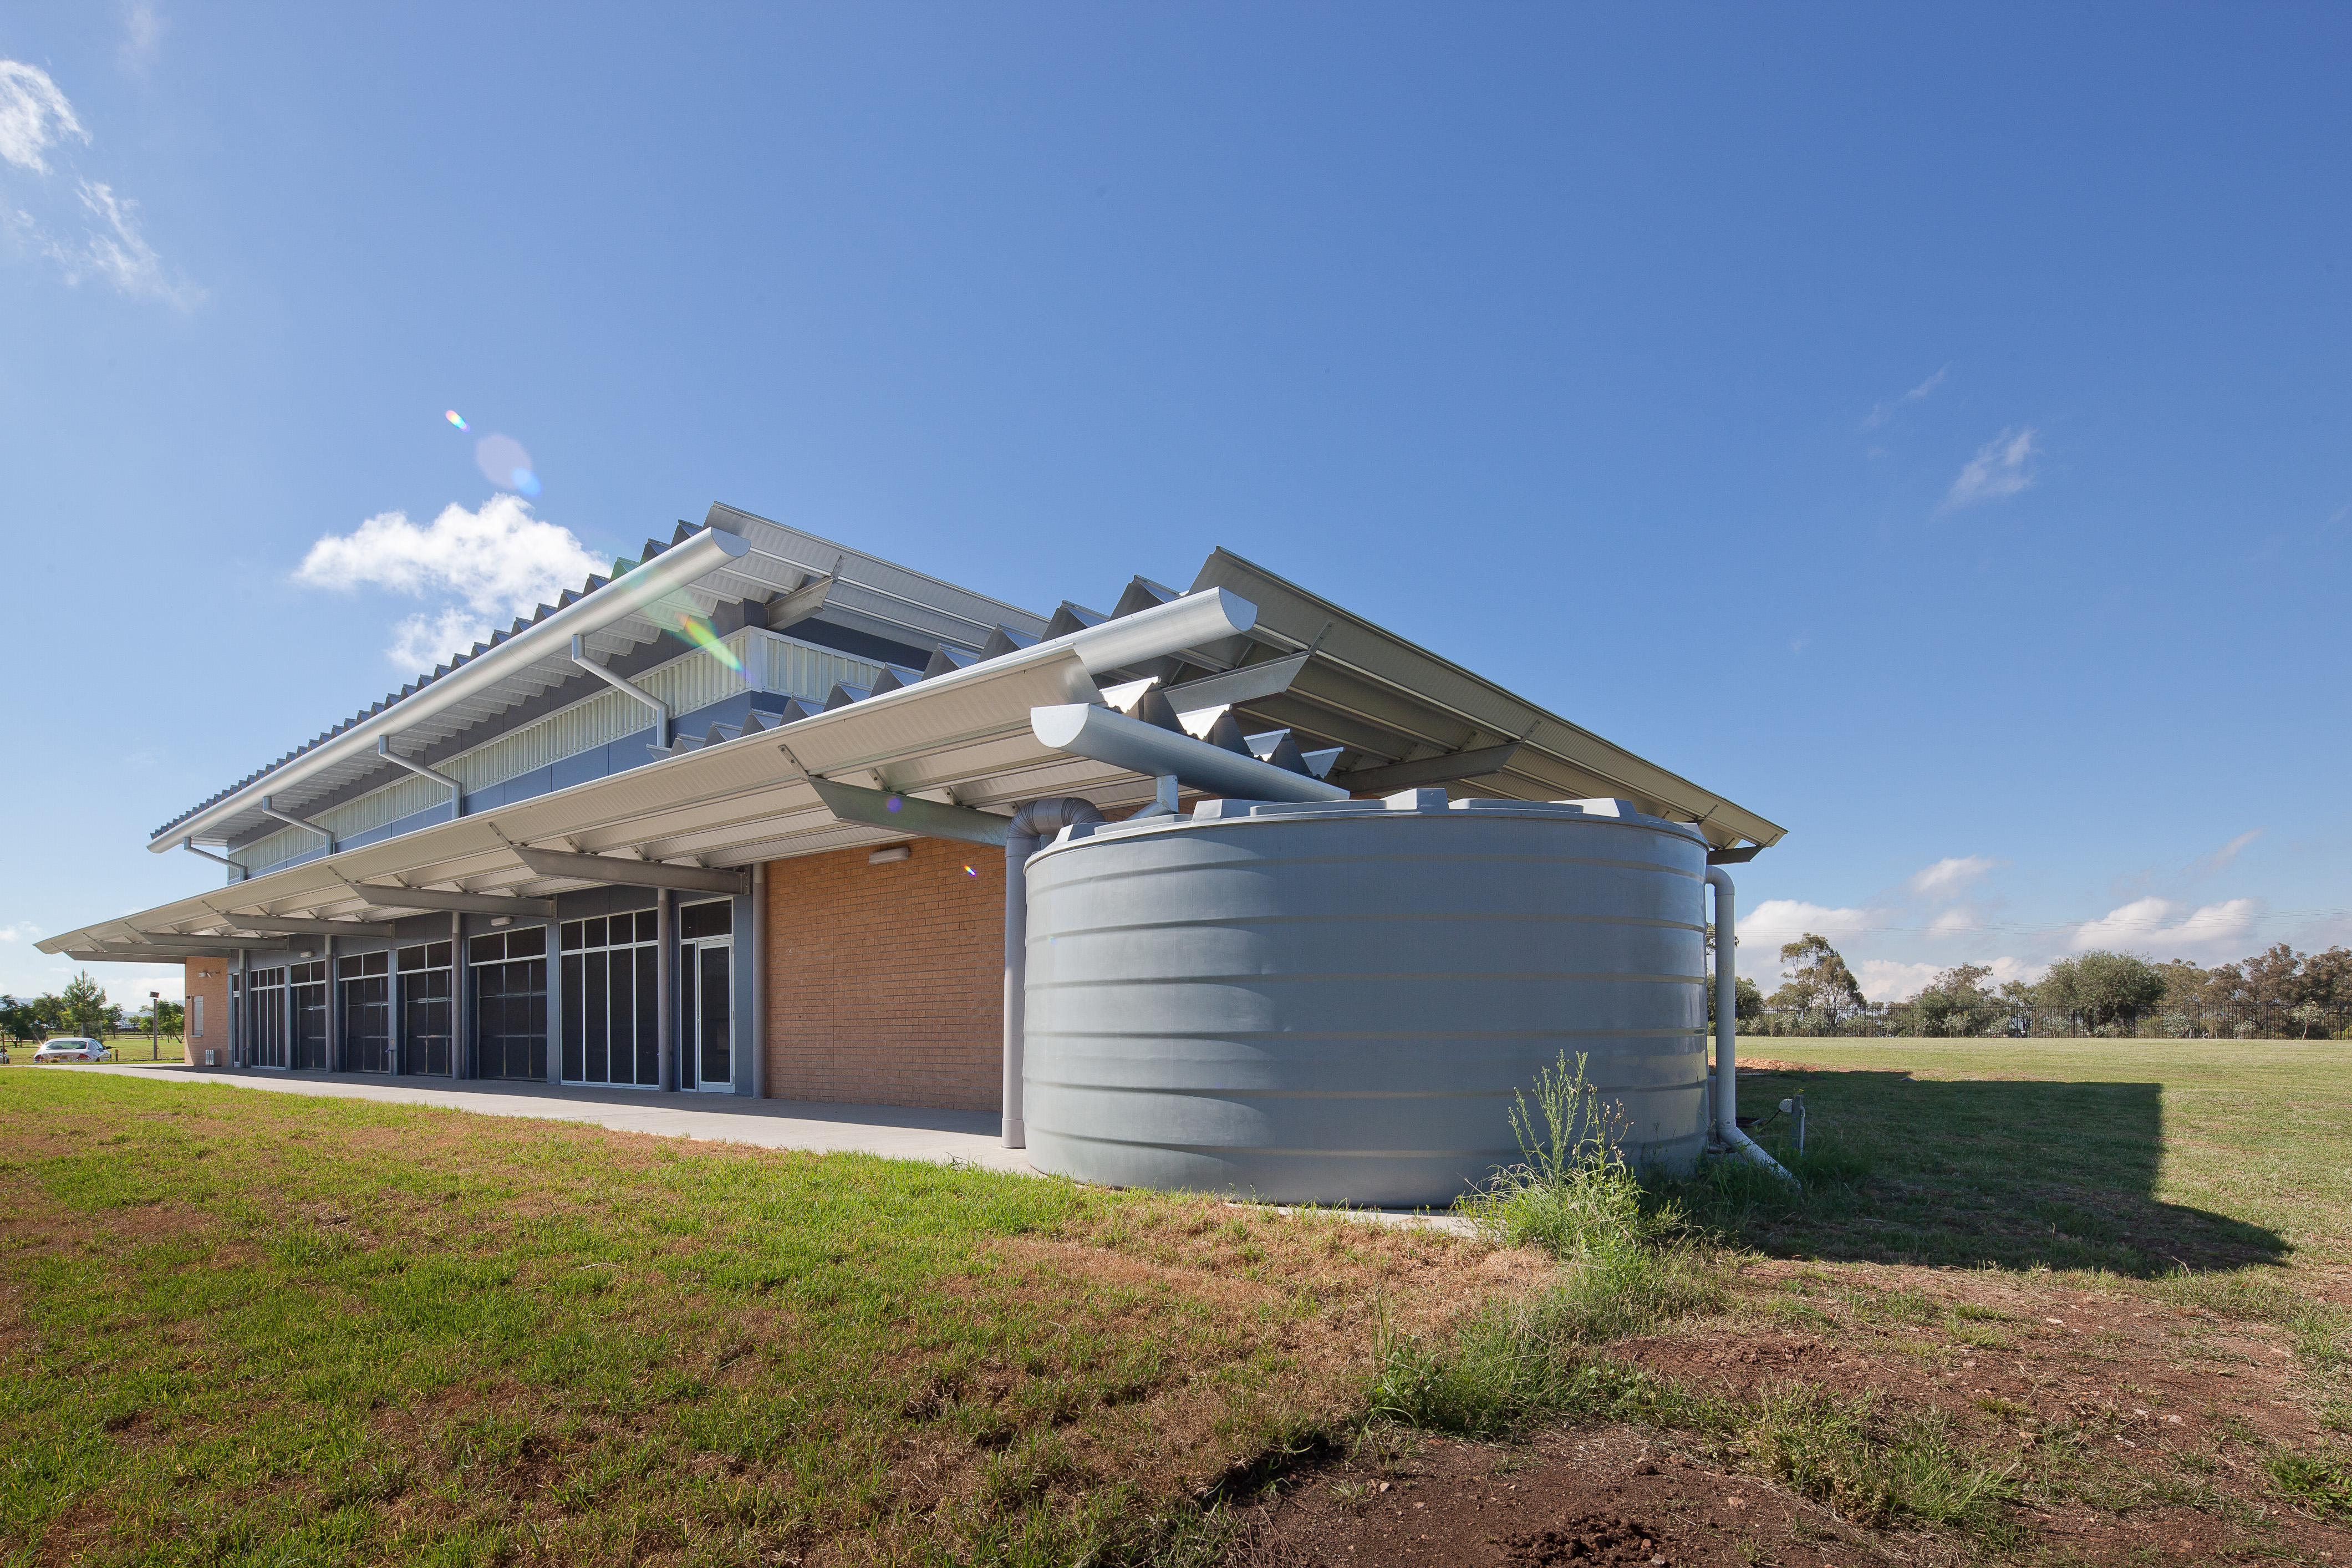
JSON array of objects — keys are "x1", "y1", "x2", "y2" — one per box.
[
  {"x1": 1707, "y1": 1036, "x2": 2352, "y2": 1277},
  {"x1": 0, "y1": 1072, "x2": 1506, "y2": 1567}
]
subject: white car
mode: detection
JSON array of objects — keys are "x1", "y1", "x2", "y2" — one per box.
[{"x1": 32, "y1": 1037, "x2": 111, "y2": 1065}]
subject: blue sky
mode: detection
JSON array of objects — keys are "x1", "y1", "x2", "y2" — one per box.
[{"x1": 5, "y1": 3, "x2": 2348, "y2": 1007}]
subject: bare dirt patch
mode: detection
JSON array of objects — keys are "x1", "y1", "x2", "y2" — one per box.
[{"x1": 1241, "y1": 1259, "x2": 2352, "y2": 1566}]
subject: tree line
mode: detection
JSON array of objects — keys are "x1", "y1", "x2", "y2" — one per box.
[
  {"x1": 1729, "y1": 932, "x2": 2352, "y2": 1039},
  {"x1": 0, "y1": 973, "x2": 181, "y2": 1046}
]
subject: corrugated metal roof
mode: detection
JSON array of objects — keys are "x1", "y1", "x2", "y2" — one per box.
[
  {"x1": 56, "y1": 528, "x2": 1782, "y2": 960},
  {"x1": 152, "y1": 506, "x2": 1048, "y2": 851}
]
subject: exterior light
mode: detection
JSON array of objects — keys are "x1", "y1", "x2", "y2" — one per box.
[{"x1": 867, "y1": 846, "x2": 912, "y2": 866}]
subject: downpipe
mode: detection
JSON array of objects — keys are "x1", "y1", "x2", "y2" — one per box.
[
  {"x1": 1002, "y1": 798, "x2": 1106, "y2": 1148},
  {"x1": 1707, "y1": 865, "x2": 1796, "y2": 1182}
]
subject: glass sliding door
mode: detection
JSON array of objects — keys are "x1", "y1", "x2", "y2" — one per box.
[
  {"x1": 291, "y1": 960, "x2": 328, "y2": 1071},
  {"x1": 470, "y1": 928, "x2": 547, "y2": 1081},
  {"x1": 679, "y1": 900, "x2": 732, "y2": 1092},
  {"x1": 559, "y1": 911, "x2": 659, "y2": 1088},
  {"x1": 339, "y1": 952, "x2": 391, "y2": 1072},
  {"x1": 248, "y1": 966, "x2": 288, "y2": 1068},
  {"x1": 396, "y1": 941, "x2": 453, "y2": 1076}
]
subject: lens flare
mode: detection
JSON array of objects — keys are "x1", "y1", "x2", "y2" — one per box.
[
  {"x1": 964, "y1": 865, "x2": 977, "y2": 876},
  {"x1": 475, "y1": 433, "x2": 536, "y2": 494},
  {"x1": 885, "y1": 796, "x2": 905, "y2": 813},
  {"x1": 445, "y1": 410, "x2": 469, "y2": 430}
]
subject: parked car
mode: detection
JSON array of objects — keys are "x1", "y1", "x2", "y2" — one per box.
[{"x1": 33, "y1": 1037, "x2": 110, "y2": 1065}]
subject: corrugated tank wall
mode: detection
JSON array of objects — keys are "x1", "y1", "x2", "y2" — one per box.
[{"x1": 1020, "y1": 791, "x2": 1714, "y2": 1208}]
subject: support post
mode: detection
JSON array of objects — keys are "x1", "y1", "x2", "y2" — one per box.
[
  {"x1": 750, "y1": 863, "x2": 767, "y2": 1101},
  {"x1": 1002, "y1": 799, "x2": 1106, "y2": 1148},
  {"x1": 325, "y1": 934, "x2": 340, "y2": 1073},
  {"x1": 451, "y1": 911, "x2": 466, "y2": 1079},
  {"x1": 656, "y1": 889, "x2": 675, "y2": 1092}
]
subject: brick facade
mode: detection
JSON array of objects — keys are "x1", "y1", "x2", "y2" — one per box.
[
  {"x1": 182, "y1": 958, "x2": 231, "y2": 1066},
  {"x1": 761, "y1": 838, "x2": 1005, "y2": 1110}
]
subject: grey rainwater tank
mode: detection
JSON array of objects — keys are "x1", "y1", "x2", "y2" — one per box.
[{"x1": 1020, "y1": 788, "x2": 1713, "y2": 1208}]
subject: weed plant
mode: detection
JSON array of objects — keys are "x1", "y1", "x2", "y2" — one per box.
[
  {"x1": 1451, "y1": 1052, "x2": 1730, "y2": 1337},
  {"x1": 1376, "y1": 1055, "x2": 2020, "y2": 1542}
]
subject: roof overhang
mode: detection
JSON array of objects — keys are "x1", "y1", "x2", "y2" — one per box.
[{"x1": 54, "y1": 552, "x2": 1784, "y2": 959}]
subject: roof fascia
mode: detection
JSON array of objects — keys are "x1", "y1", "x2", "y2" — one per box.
[{"x1": 1187, "y1": 548, "x2": 1786, "y2": 850}]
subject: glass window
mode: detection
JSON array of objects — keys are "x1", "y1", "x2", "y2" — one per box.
[
  {"x1": 470, "y1": 933, "x2": 505, "y2": 964},
  {"x1": 637, "y1": 910, "x2": 660, "y2": 943},
  {"x1": 559, "y1": 910, "x2": 658, "y2": 1088},
  {"x1": 507, "y1": 925, "x2": 545, "y2": 959},
  {"x1": 681, "y1": 900, "x2": 732, "y2": 939}
]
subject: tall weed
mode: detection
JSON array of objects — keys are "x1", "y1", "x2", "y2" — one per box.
[{"x1": 1453, "y1": 1052, "x2": 1729, "y2": 1346}]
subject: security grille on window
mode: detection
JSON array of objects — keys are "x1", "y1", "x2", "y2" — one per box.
[
  {"x1": 338, "y1": 951, "x2": 391, "y2": 1072},
  {"x1": 291, "y1": 960, "x2": 328, "y2": 1071},
  {"x1": 470, "y1": 928, "x2": 548, "y2": 1081},
  {"x1": 248, "y1": 966, "x2": 288, "y2": 1068},
  {"x1": 395, "y1": 941, "x2": 454, "y2": 1077},
  {"x1": 559, "y1": 912, "x2": 659, "y2": 1088}
]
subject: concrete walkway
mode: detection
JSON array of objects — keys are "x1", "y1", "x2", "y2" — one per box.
[
  {"x1": 69, "y1": 1062, "x2": 1034, "y2": 1176},
  {"x1": 57, "y1": 1062, "x2": 1472, "y2": 1229}
]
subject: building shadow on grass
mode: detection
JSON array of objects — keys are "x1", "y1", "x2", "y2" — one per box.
[{"x1": 1681, "y1": 1070, "x2": 2287, "y2": 1277}]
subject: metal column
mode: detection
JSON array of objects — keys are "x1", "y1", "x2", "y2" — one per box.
[
  {"x1": 451, "y1": 911, "x2": 466, "y2": 1078},
  {"x1": 656, "y1": 889, "x2": 675, "y2": 1092},
  {"x1": 750, "y1": 863, "x2": 766, "y2": 1100},
  {"x1": 324, "y1": 934, "x2": 340, "y2": 1073}
]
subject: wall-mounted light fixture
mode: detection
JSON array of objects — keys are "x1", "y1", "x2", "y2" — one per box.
[
  {"x1": 491, "y1": 915, "x2": 513, "y2": 928},
  {"x1": 867, "y1": 846, "x2": 912, "y2": 866}
]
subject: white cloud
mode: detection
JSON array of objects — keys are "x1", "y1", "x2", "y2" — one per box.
[
  {"x1": 0, "y1": 920, "x2": 42, "y2": 943},
  {"x1": 1862, "y1": 365, "x2": 1947, "y2": 430},
  {"x1": 1852, "y1": 958, "x2": 1938, "y2": 1002},
  {"x1": 0, "y1": 62, "x2": 198, "y2": 308},
  {"x1": 1925, "y1": 907, "x2": 1979, "y2": 937},
  {"x1": 2189, "y1": 828, "x2": 2262, "y2": 878},
  {"x1": 1739, "y1": 900, "x2": 1886, "y2": 980},
  {"x1": 119, "y1": 3, "x2": 167, "y2": 76},
  {"x1": 1907, "y1": 855, "x2": 1997, "y2": 897},
  {"x1": 2066, "y1": 896, "x2": 2258, "y2": 959},
  {"x1": 1983, "y1": 955, "x2": 2045, "y2": 987},
  {"x1": 0, "y1": 60, "x2": 86, "y2": 174},
  {"x1": 388, "y1": 605, "x2": 501, "y2": 671},
  {"x1": 296, "y1": 495, "x2": 606, "y2": 669},
  {"x1": 70, "y1": 179, "x2": 198, "y2": 307},
  {"x1": 1944, "y1": 427, "x2": 2039, "y2": 508}
]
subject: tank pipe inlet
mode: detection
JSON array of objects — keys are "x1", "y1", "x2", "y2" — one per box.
[
  {"x1": 1707, "y1": 866, "x2": 1795, "y2": 1182},
  {"x1": 1030, "y1": 704, "x2": 1347, "y2": 803},
  {"x1": 1002, "y1": 797, "x2": 1105, "y2": 1148}
]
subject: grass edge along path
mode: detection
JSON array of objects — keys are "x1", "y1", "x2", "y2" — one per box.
[{"x1": 0, "y1": 1071, "x2": 1537, "y2": 1567}]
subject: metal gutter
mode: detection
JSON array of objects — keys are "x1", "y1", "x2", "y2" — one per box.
[{"x1": 147, "y1": 526, "x2": 750, "y2": 852}]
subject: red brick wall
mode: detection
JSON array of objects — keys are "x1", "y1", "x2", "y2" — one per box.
[
  {"x1": 761, "y1": 838, "x2": 1004, "y2": 1110},
  {"x1": 182, "y1": 958, "x2": 231, "y2": 1066}
]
